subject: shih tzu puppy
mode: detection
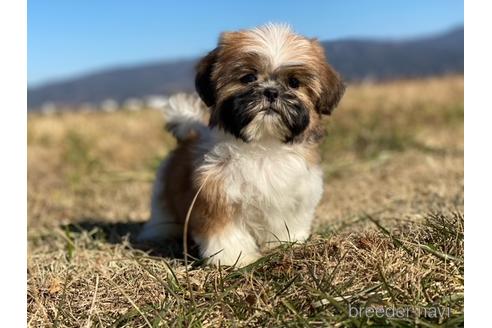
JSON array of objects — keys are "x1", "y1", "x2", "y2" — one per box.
[{"x1": 138, "y1": 23, "x2": 345, "y2": 266}]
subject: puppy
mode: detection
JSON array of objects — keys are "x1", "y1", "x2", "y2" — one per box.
[{"x1": 138, "y1": 23, "x2": 345, "y2": 267}]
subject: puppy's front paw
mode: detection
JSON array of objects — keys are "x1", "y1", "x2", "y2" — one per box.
[
  {"x1": 195, "y1": 224, "x2": 261, "y2": 268},
  {"x1": 206, "y1": 250, "x2": 261, "y2": 268}
]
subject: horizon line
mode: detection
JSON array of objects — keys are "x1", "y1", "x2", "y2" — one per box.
[{"x1": 28, "y1": 23, "x2": 463, "y2": 89}]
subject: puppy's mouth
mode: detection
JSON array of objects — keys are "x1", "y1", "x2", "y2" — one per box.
[{"x1": 260, "y1": 105, "x2": 281, "y2": 115}]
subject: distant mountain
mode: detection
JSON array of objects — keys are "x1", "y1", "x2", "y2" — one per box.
[
  {"x1": 28, "y1": 26, "x2": 463, "y2": 110},
  {"x1": 323, "y1": 26, "x2": 463, "y2": 81}
]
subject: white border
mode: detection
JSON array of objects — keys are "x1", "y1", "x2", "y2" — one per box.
[
  {"x1": 0, "y1": 0, "x2": 27, "y2": 326},
  {"x1": 464, "y1": 1, "x2": 492, "y2": 326}
]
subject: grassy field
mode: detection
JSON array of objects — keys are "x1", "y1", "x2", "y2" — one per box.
[{"x1": 27, "y1": 76, "x2": 464, "y2": 327}]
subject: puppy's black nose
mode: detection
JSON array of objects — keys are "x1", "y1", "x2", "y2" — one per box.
[{"x1": 263, "y1": 88, "x2": 279, "y2": 102}]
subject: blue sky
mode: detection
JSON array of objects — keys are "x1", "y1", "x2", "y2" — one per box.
[{"x1": 28, "y1": 0, "x2": 463, "y2": 86}]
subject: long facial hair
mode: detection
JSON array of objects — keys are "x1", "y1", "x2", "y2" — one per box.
[{"x1": 210, "y1": 85, "x2": 310, "y2": 143}]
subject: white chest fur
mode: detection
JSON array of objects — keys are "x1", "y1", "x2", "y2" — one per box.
[{"x1": 199, "y1": 136, "x2": 324, "y2": 245}]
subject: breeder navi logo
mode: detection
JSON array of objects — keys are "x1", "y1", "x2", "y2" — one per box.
[{"x1": 348, "y1": 304, "x2": 451, "y2": 319}]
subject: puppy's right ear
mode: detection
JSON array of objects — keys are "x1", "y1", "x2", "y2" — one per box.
[{"x1": 195, "y1": 48, "x2": 219, "y2": 107}]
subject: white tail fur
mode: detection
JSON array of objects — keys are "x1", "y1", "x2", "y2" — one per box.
[{"x1": 163, "y1": 93, "x2": 209, "y2": 141}]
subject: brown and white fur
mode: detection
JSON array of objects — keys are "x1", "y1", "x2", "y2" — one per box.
[{"x1": 138, "y1": 24, "x2": 345, "y2": 267}]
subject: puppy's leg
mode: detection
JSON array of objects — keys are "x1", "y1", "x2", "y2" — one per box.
[
  {"x1": 263, "y1": 173, "x2": 323, "y2": 249},
  {"x1": 194, "y1": 221, "x2": 261, "y2": 267},
  {"x1": 138, "y1": 207, "x2": 182, "y2": 242},
  {"x1": 262, "y1": 211, "x2": 314, "y2": 250},
  {"x1": 138, "y1": 159, "x2": 182, "y2": 242}
]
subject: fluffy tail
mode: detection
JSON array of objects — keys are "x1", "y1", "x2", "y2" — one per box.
[{"x1": 163, "y1": 93, "x2": 210, "y2": 141}]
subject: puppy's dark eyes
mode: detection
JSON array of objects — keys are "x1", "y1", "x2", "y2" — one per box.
[
  {"x1": 288, "y1": 77, "x2": 300, "y2": 89},
  {"x1": 240, "y1": 73, "x2": 257, "y2": 84}
]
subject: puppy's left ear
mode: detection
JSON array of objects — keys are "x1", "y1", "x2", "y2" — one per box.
[
  {"x1": 318, "y1": 64, "x2": 345, "y2": 115},
  {"x1": 311, "y1": 39, "x2": 345, "y2": 115},
  {"x1": 195, "y1": 48, "x2": 219, "y2": 107}
]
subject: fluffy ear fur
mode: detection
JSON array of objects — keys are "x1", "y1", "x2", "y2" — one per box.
[
  {"x1": 317, "y1": 64, "x2": 345, "y2": 115},
  {"x1": 310, "y1": 39, "x2": 345, "y2": 115},
  {"x1": 195, "y1": 48, "x2": 219, "y2": 107}
]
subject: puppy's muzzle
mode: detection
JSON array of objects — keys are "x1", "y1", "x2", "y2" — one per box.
[{"x1": 263, "y1": 87, "x2": 279, "y2": 103}]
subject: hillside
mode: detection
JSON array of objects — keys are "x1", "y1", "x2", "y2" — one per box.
[{"x1": 27, "y1": 26, "x2": 463, "y2": 109}]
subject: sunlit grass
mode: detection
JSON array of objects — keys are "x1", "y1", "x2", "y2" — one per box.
[{"x1": 27, "y1": 75, "x2": 463, "y2": 327}]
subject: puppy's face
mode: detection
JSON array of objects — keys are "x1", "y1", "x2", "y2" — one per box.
[{"x1": 196, "y1": 24, "x2": 345, "y2": 143}]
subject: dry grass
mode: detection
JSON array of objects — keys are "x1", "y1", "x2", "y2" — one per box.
[{"x1": 27, "y1": 75, "x2": 463, "y2": 327}]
